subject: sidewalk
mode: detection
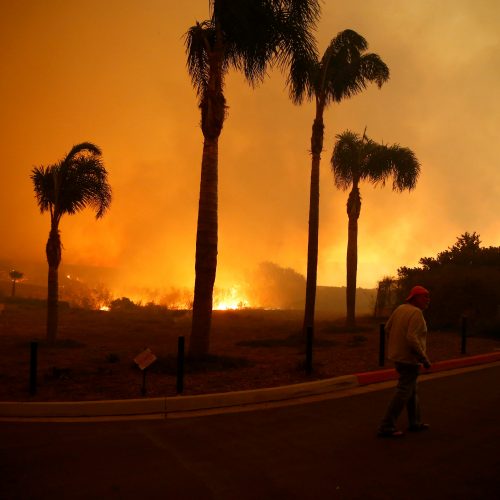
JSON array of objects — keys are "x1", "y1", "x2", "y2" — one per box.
[{"x1": 1, "y1": 352, "x2": 500, "y2": 420}]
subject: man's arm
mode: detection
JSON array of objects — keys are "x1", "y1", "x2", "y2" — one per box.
[{"x1": 406, "y1": 311, "x2": 431, "y2": 368}]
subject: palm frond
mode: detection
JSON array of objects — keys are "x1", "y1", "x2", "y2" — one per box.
[
  {"x1": 57, "y1": 156, "x2": 112, "y2": 218},
  {"x1": 64, "y1": 142, "x2": 102, "y2": 162},
  {"x1": 362, "y1": 142, "x2": 420, "y2": 190},
  {"x1": 317, "y1": 29, "x2": 389, "y2": 104},
  {"x1": 387, "y1": 145, "x2": 421, "y2": 191},
  {"x1": 31, "y1": 143, "x2": 112, "y2": 221},
  {"x1": 288, "y1": 0, "x2": 321, "y2": 25},
  {"x1": 189, "y1": 0, "x2": 320, "y2": 96},
  {"x1": 275, "y1": 0, "x2": 319, "y2": 100},
  {"x1": 358, "y1": 53, "x2": 390, "y2": 88},
  {"x1": 31, "y1": 165, "x2": 56, "y2": 214},
  {"x1": 185, "y1": 22, "x2": 213, "y2": 97},
  {"x1": 287, "y1": 56, "x2": 318, "y2": 104},
  {"x1": 331, "y1": 130, "x2": 363, "y2": 190},
  {"x1": 331, "y1": 130, "x2": 420, "y2": 193},
  {"x1": 212, "y1": 0, "x2": 278, "y2": 85},
  {"x1": 279, "y1": 24, "x2": 318, "y2": 103},
  {"x1": 329, "y1": 29, "x2": 368, "y2": 56},
  {"x1": 361, "y1": 142, "x2": 395, "y2": 186}
]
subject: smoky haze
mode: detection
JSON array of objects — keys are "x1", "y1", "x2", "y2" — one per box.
[{"x1": 0, "y1": 1, "x2": 499, "y2": 304}]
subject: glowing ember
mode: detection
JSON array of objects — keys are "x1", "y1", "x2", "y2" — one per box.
[{"x1": 100, "y1": 306, "x2": 110, "y2": 312}]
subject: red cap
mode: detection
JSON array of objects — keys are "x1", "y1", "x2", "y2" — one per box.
[{"x1": 406, "y1": 285, "x2": 429, "y2": 302}]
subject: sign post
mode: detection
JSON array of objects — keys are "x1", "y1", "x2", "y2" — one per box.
[{"x1": 134, "y1": 348, "x2": 157, "y2": 396}]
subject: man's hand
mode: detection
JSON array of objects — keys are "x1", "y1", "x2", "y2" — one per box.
[{"x1": 422, "y1": 360, "x2": 431, "y2": 370}]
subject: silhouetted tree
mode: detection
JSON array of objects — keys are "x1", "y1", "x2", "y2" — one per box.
[
  {"x1": 421, "y1": 231, "x2": 483, "y2": 269},
  {"x1": 9, "y1": 270, "x2": 24, "y2": 298},
  {"x1": 397, "y1": 232, "x2": 500, "y2": 332},
  {"x1": 331, "y1": 130, "x2": 420, "y2": 327},
  {"x1": 31, "y1": 143, "x2": 111, "y2": 344},
  {"x1": 373, "y1": 276, "x2": 397, "y2": 317},
  {"x1": 287, "y1": 29, "x2": 389, "y2": 337},
  {"x1": 185, "y1": 0, "x2": 320, "y2": 358}
]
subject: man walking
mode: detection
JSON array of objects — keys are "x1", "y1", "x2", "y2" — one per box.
[{"x1": 378, "y1": 285, "x2": 431, "y2": 438}]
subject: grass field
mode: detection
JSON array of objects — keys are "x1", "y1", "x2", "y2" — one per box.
[{"x1": 1, "y1": 301, "x2": 499, "y2": 402}]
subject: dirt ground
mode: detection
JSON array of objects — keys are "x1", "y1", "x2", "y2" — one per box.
[{"x1": 1, "y1": 304, "x2": 499, "y2": 402}]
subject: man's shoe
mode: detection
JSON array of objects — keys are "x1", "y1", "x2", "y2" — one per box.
[
  {"x1": 408, "y1": 423, "x2": 430, "y2": 432},
  {"x1": 377, "y1": 429, "x2": 404, "y2": 438}
]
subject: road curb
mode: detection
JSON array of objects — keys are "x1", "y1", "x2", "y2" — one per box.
[
  {"x1": 1, "y1": 352, "x2": 499, "y2": 419},
  {"x1": 0, "y1": 375, "x2": 359, "y2": 419},
  {"x1": 355, "y1": 351, "x2": 500, "y2": 385}
]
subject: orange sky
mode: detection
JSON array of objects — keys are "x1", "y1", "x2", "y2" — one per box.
[{"x1": 1, "y1": 0, "x2": 499, "y2": 300}]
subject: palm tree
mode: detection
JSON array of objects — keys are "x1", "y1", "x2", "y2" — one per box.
[
  {"x1": 331, "y1": 130, "x2": 420, "y2": 327},
  {"x1": 9, "y1": 270, "x2": 24, "y2": 298},
  {"x1": 185, "y1": 0, "x2": 320, "y2": 358},
  {"x1": 288, "y1": 29, "x2": 389, "y2": 336},
  {"x1": 31, "y1": 143, "x2": 111, "y2": 344}
]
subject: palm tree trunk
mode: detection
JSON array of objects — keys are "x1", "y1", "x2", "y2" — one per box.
[
  {"x1": 189, "y1": 38, "x2": 225, "y2": 359},
  {"x1": 303, "y1": 113, "x2": 324, "y2": 337},
  {"x1": 346, "y1": 185, "x2": 361, "y2": 328},
  {"x1": 190, "y1": 137, "x2": 219, "y2": 358},
  {"x1": 46, "y1": 225, "x2": 61, "y2": 344}
]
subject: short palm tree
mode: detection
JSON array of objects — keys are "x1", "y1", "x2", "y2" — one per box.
[
  {"x1": 288, "y1": 29, "x2": 389, "y2": 336},
  {"x1": 31, "y1": 143, "x2": 111, "y2": 344},
  {"x1": 185, "y1": 0, "x2": 320, "y2": 358},
  {"x1": 9, "y1": 270, "x2": 24, "y2": 298},
  {"x1": 331, "y1": 130, "x2": 420, "y2": 327}
]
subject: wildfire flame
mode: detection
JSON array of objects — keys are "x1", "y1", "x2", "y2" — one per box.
[
  {"x1": 213, "y1": 285, "x2": 250, "y2": 310},
  {"x1": 94, "y1": 284, "x2": 250, "y2": 311}
]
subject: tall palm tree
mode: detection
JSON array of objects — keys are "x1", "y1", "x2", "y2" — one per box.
[
  {"x1": 185, "y1": 0, "x2": 320, "y2": 358},
  {"x1": 31, "y1": 142, "x2": 111, "y2": 344},
  {"x1": 331, "y1": 129, "x2": 420, "y2": 327},
  {"x1": 288, "y1": 29, "x2": 389, "y2": 336},
  {"x1": 9, "y1": 270, "x2": 24, "y2": 298}
]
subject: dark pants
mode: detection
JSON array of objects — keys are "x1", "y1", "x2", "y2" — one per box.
[{"x1": 379, "y1": 362, "x2": 421, "y2": 432}]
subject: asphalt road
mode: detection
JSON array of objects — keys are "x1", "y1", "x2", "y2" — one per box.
[{"x1": 1, "y1": 365, "x2": 499, "y2": 500}]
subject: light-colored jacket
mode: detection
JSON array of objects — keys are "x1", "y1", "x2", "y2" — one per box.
[{"x1": 386, "y1": 303, "x2": 430, "y2": 365}]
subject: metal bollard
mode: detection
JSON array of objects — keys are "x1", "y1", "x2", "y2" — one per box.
[
  {"x1": 176, "y1": 336, "x2": 185, "y2": 394},
  {"x1": 379, "y1": 324, "x2": 385, "y2": 367},
  {"x1": 306, "y1": 326, "x2": 313, "y2": 374},
  {"x1": 29, "y1": 341, "x2": 38, "y2": 396},
  {"x1": 461, "y1": 316, "x2": 467, "y2": 355}
]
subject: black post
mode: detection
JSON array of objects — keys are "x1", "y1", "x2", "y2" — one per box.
[
  {"x1": 29, "y1": 341, "x2": 38, "y2": 396},
  {"x1": 141, "y1": 369, "x2": 148, "y2": 396},
  {"x1": 461, "y1": 316, "x2": 467, "y2": 355},
  {"x1": 306, "y1": 326, "x2": 313, "y2": 374},
  {"x1": 177, "y1": 336, "x2": 185, "y2": 394},
  {"x1": 379, "y1": 324, "x2": 386, "y2": 367}
]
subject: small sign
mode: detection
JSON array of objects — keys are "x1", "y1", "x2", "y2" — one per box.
[{"x1": 134, "y1": 348, "x2": 157, "y2": 370}]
